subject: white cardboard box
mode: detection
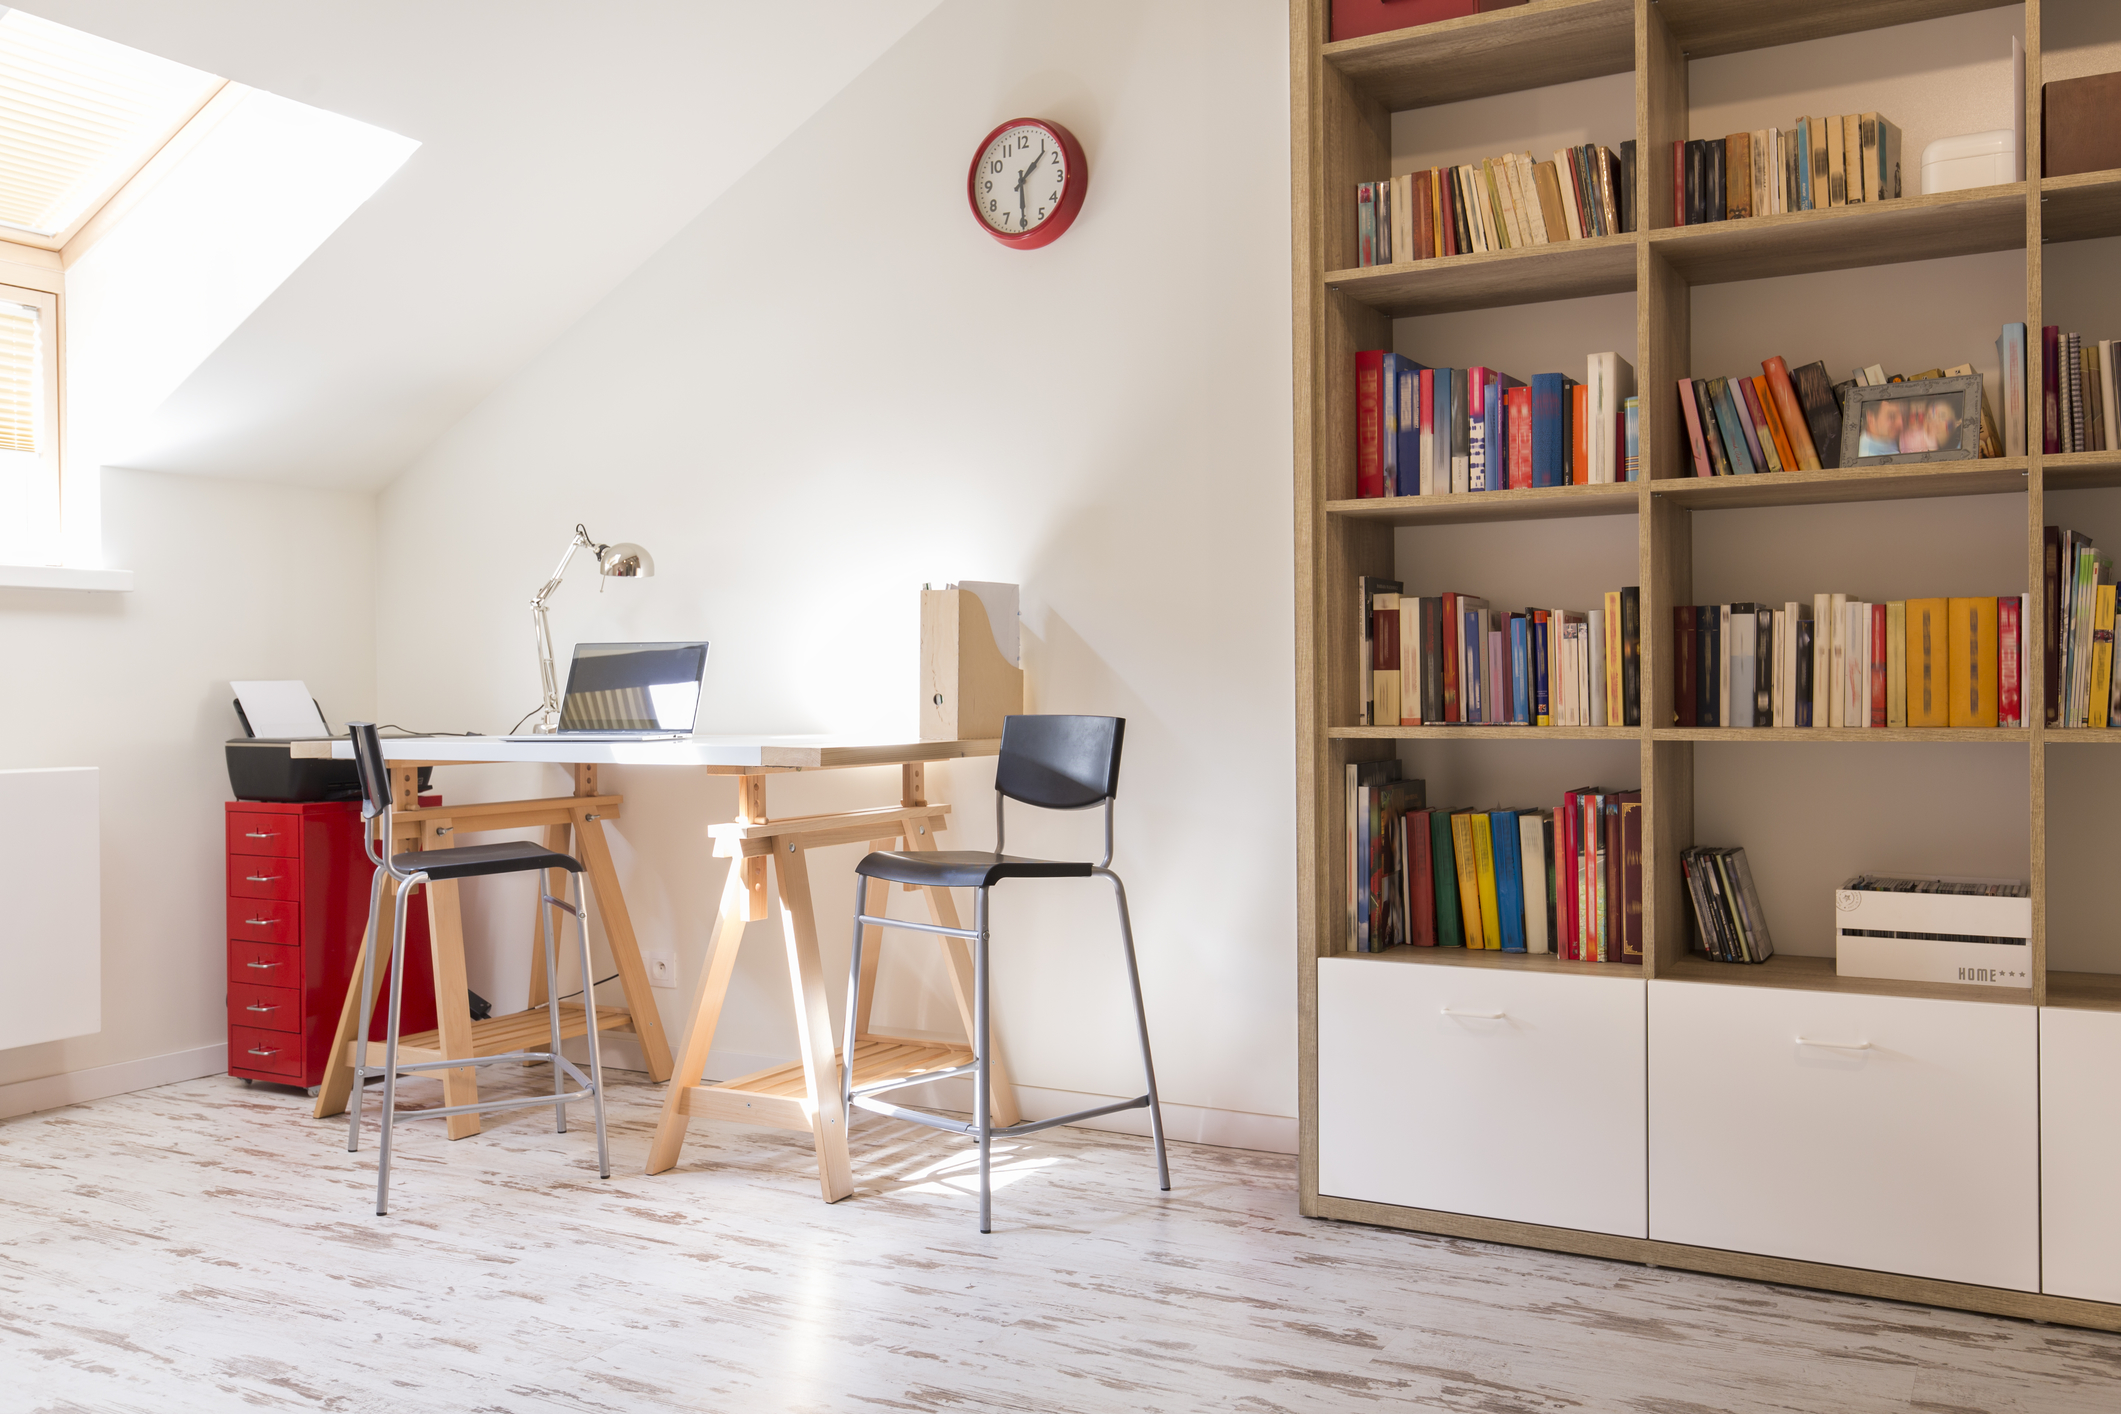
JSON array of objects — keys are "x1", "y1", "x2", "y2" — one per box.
[{"x1": 1834, "y1": 876, "x2": 2031, "y2": 989}]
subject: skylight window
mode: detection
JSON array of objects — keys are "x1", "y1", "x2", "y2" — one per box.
[{"x1": 0, "y1": 7, "x2": 223, "y2": 241}]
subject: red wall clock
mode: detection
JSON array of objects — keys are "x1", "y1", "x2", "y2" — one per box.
[{"x1": 967, "y1": 117, "x2": 1087, "y2": 249}]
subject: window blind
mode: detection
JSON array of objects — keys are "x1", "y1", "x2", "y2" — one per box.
[
  {"x1": 0, "y1": 8, "x2": 220, "y2": 238},
  {"x1": 0, "y1": 299, "x2": 38, "y2": 454}
]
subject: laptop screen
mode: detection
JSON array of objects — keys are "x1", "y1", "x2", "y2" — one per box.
[{"x1": 557, "y1": 642, "x2": 708, "y2": 733}]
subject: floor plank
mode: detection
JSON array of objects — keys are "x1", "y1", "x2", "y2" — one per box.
[{"x1": 2, "y1": 1070, "x2": 2115, "y2": 1413}]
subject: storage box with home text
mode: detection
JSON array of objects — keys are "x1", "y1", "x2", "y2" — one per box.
[{"x1": 1834, "y1": 876, "x2": 2031, "y2": 989}]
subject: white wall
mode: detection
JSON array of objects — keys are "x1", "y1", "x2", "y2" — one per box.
[
  {"x1": 374, "y1": 0, "x2": 1298, "y2": 1148},
  {"x1": 0, "y1": 466, "x2": 375, "y2": 1100}
]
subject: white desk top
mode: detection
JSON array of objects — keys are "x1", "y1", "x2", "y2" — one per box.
[{"x1": 288, "y1": 734, "x2": 999, "y2": 771}]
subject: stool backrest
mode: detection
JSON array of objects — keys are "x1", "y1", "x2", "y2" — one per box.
[
  {"x1": 995, "y1": 715, "x2": 1123, "y2": 810},
  {"x1": 347, "y1": 721, "x2": 391, "y2": 821}
]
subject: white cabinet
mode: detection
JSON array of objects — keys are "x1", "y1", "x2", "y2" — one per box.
[
  {"x1": 1648, "y1": 980, "x2": 2038, "y2": 1292},
  {"x1": 2042, "y1": 1006, "x2": 2121, "y2": 1304},
  {"x1": 1318, "y1": 958, "x2": 1646, "y2": 1238}
]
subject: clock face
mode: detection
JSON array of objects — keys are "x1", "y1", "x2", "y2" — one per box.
[{"x1": 966, "y1": 118, "x2": 1085, "y2": 248}]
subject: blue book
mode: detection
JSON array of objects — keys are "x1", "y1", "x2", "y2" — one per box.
[
  {"x1": 1796, "y1": 118, "x2": 1811, "y2": 210},
  {"x1": 1510, "y1": 615, "x2": 1531, "y2": 724},
  {"x1": 1530, "y1": 373, "x2": 1574, "y2": 488},
  {"x1": 1532, "y1": 615, "x2": 1550, "y2": 724},
  {"x1": 1710, "y1": 379, "x2": 1757, "y2": 474},
  {"x1": 1486, "y1": 373, "x2": 1523, "y2": 489},
  {"x1": 1702, "y1": 606, "x2": 1721, "y2": 725},
  {"x1": 1381, "y1": 352, "x2": 1402, "y2": 497},
  {"x1": 1489, "y1": 810, "x2": 1527, "y2": 952},
  {"x1": 1624, "y1": 396, "x2": 1640, "y2": 481},
  {"x1": 1394, "y1": 359, "x2": 1426, "y2": 495}
]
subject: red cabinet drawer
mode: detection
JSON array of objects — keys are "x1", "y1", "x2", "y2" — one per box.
[
  {"x1": 227, "y1": 810, "x2": 302, "y2": 859},
  {"x1": 228, "y1": 898, "x2": 300, "y2": 945},
  {"x1": 229, "y1": 980, "x2": 300, "y2": 1034},
  {"x1": 230, "y1": 1024, "x2": 301, "y2": 1078},
  {"x1": 228, "y1": 937, "x2": 300, "y2": 984},
  {"x1": 228, "y1": 854, "x2": 302, "y2": 900}
]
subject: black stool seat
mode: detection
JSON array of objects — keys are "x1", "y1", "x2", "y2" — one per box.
[
  {"x1": 855, "y1": 849, "x2": 1093, "y2": 890},
  {"x1": 390, "y1": 840, "x2": 584, "y2": 882}
]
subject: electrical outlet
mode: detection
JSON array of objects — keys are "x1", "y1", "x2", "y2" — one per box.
[{"x1": 647, "y1": 950, "x2": 677, "y2": 988}]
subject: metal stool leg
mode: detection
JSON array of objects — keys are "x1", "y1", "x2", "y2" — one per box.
[
  {"x1": 574, "y1": 869, "x2": 610, "y2": 1179},
  {"x1": 842, "y1": 897, "x2": 865, "y2": 1124},
  {"x1": 1106, "y1": 869, "x2": 1169, "y2": 1191},
  {"x1": 543, "y1": 879, "x2": 566, "y2": 1133},
  {"x1": 347, "y1": 864, "x2": 387, "y2": 1153},
  {"x1": 375, "y1": 872, "x2": 421, "y2": 1216},
  {"x1": 974, "y1": 887, "x2": 992, "y2": 1235}
]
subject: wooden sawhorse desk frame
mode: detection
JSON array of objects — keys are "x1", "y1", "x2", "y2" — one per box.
[
  {"x1": 645, "y1": 757, "x2": 1021, "y2": 1200},
  {"x1": 310, "y1": 760, "x2": 674, "y2": 1137}
]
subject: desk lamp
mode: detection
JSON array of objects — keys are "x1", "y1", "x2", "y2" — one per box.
[{"x1": 529, "y1": 522, "x2": 654, "y2": 733}]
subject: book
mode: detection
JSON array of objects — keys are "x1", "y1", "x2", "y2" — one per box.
[
  {"x1": 1678, "y1": 377, "x2": 1712, "y2": 475},
  {"x1": 2070, "y1": 332, "x2": 2086, "y2": 452},
  {"x1": 1728, "y1": 375, "x2": 1771, "y2": 472},
  {"x1": 1347, "y1": 760, "x2": 1399, "y2": 947},
  {"x1": 1490, "y1": 810, "x2": 1526, "y2": 952},
  {"x1": 1790, "y1": 360, "x2": 1844, "y2": 467},
  {"x1": 2091, "y1": 585, "x2": 2116, "y2": 729},
  {"x1": 2000, "y1": 595, "x2": 2022, "y2": 728},
  {"x1": 1887, "y1": 601, "x2": 1908, "y2": 728},
  {"x1": 1729, "y1": 604, "x2": 1757, "y2": 729},
  {"x1": 1624, "y1": 395, "x2": 1640, "y2": 480},
  {"x1": 1948, "y1": 596, "x2": 1999, "y2": 728},
  {"x1": 2044, "y1": 326, "x2": 2062, "y2": 454},
  {"x1": 1793, "y1": 604, "x2": 1814, "y2": 726},
  {"x1": 1356, "y1": 182, "x2": 1376, "y2": 265},
  {"x1": 1620, "y1": 586, "x2": 1641, "y2": 726},
  {"x1": 1725, "y1": 132, "x2": 1751, "y2": 219},
  {"x1": 1761, "y1": 357, "x2": 1822, "y2": 469},
  {"x1": 1870, "y1": 601, "x2": 1887, "y2": 727},
  {"x1": 1709, "y1": 378, "x2": 1757, "y2": 475},
  {"x1": 1758, "y1": 605, "x2": 1776, "y2": 727},
  {"x1": 1449, "y1": 810, "x2": 1485, "y2": 946},
  {"x1": 1750, "y1": 375, "x2": 1796, "y2": 472},
  {"x1": 1505, "y1": 384, "x2": 1534, "y2": 488},
  {"x1": 1430, "y1": 808, "x2": 1464, "y2": 947},
  {"x1": 1906, "y1": 597, "x2": 1949, "y2": 727},
  {"x1": 1355, "y1": 350, "x2": 1386, "y2": 497},
  {"x1": 2045, "y1": 525, "x2": 2063, "y2": 725},
  {"x1": 1618, "y1": 792, "x2": 1644, "y2": 964},
  {"x1": 1469, "y1": 812, "x2": 1503, "y2": 949},
  {"x1": 1997, "y1": 324, "x2": 2028, "y2": 456},
  {"x1": 1531, "y1": 372, "x2": 1575, "y2": 487},
  {"x1": 1808, "y1": 116, "x2": 1829, "y2": 212},
  {"x1": 1586, "y1": 351, "x2": 1634, "y2": 484}
]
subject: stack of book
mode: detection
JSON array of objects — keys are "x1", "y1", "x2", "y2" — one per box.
[
  {"x1": 1354, "y1": 142, "x2": 1637, "y2": 266},
  {"x1": 1671, "y1": 116, "x2": 1902, "y2": 225},
  {"x1": 1680, "y1": 846, "x2": 1774, "y2": 963},
  {"x1": 1347, "y1": 761, "x2": 1642, "y2": 963},
  {"x1": 1672, "y1": 595, "x2": 2030, "y2": 730},
  {"x1": 1362, "y1": 577, "x2": 1641, "y2": 728},
  {"x1": 1356, "y1": 351, "x2": 1636, "y2": 496},
  {"x1": 2047, "y1": 526, "x2": 2121, "y2": 728},
  {"x1": 2042, "y1": 326, "x2": 2120, "y2": 453}
]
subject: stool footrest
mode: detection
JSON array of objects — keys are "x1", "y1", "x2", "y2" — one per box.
[
  {"x1": 849, "y1": 1059, "x2": 980, "y2": 1099},
  {"x1": 849, "y1": 1092, "x2": 1151, "y2": 1140}
]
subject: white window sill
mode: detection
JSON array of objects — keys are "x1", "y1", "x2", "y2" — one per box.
[{"x1": 0, "y1": 565, "x2": 134, "y2": 591}]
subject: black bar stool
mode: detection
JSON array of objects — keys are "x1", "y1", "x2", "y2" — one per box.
[
  {"x1": 342, "y1": 722, "x2": 609, "y2": 1214},
  {"x1": 842, "y1": 714, "x2": 1168, "y2": 1232}
]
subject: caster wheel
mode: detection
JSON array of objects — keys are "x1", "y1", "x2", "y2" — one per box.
[
  {"x1": 242, "y1": 1078, "x2": 254, "y2": 1085},
  {"x1": 307, "y1": 1086, "x2": 321, "y2": 1098}
]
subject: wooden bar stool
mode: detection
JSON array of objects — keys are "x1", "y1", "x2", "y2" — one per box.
[
  {"x1": 342, "y1": 723, "x2": 610, "y2": 1214},
  {"x1": 841, "y1": 715, "x2": 1168, "y2": 1232}
]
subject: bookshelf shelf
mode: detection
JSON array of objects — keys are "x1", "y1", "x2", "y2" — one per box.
[
  {"x1": 1653, "y1": 460, "x2": 2028, "y2": 510},
  {"x1": 1645, "y1": 185, "x2": 2028, "y2": 286},
  {"x1": 2038, "y1": 169, "x2": 2121, "y2": 245},
  {"x1": 1295, "y1": 0, "x2": 2121, "y2": 1332},
  {"x1": 1326, "y1": 234, "x2": 1638, "y2": 316},
  {"x1": 1326, "y1": 482, "x2": 1638, "y2": 525},
  {"x1": 1320, "y1": 0, "x2": 1633, "y2": 112}
]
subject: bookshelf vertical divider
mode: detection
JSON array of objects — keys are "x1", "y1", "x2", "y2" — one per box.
[{"x1": 1294, "y1": 0, "x2": 2121, "y2": 1332}]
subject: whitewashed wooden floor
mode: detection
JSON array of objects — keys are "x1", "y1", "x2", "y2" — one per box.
[{"x1": 3, "y1": 1070, "x2": 2118, "y2": 1414}]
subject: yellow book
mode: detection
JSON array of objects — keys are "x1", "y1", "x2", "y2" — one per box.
[
  {"x1": 2091, "y1": 586, "x2": 2117, "y2": 730},
  {"x1": 1905, "y1": 597, "x2": 1950, "y2": 728},
  {"x1": 1604, "y1": 589, "x2": 1622, "y2": 724},
  {"x1": 1470, "y1": 813, "x2": 1503, "y2": 950},
  {"x1": 1947, "y1": 596, "x2": 1999, "y2": 728},
  {"x1": 1449, "y1": 811, "x2": 1486, "y2": 948}
]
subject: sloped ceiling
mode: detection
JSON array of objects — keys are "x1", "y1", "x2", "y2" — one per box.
[{"x1": 17, "y1": 0, "x2": 942, "y2": 489}]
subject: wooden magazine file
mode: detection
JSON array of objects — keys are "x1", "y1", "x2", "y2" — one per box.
[{"x1": 920, "y1": 588, "x2": 1023, "y2": 741}]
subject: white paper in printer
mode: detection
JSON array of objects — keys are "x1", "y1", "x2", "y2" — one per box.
[{"x1": 231, "y1": 680, "x2": 330, "y2": 738}]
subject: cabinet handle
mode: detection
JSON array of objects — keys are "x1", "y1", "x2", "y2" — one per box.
[
  {"x1": 245, "y1": 1003, "x2": 279, "y2": 1013},
  {"x1": 1795, "y1": 1036, "x2": 1871, "y2": 1051},
  {"x1": 245, "y1": 917, "x2": 275, "y2": 926},
  {"x1": 247, "y1": 1046, "x2": 279, "y2": 1057},
  {"x1": 245, "y1": 874, "x2": 279, "y2": 883},
  {"x1": 1440, "y1": 1007, "x2": 1505, "y2": 1019},
  {"x1": 244, "y1": 831, "x2": 278, "y2": 839},
  {"x1": 245, "y1": 960, "x2": 282, "y2": 969}
]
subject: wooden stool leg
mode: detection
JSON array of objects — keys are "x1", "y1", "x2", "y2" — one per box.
[
  {"x1": 772, "y1": 844, "x2": 855, "y2": 1202},
  {"x1": 571, "y1": 813, "x2": 674, "y2": 1082},
  {"x1": 421, "y1": 820, "x2": 483, "y2": 1141},
  {"x1": 645, "y1": 862, "x2": 751, "y2": 1174},
  {"x1": 904, "y1": 823, "x2": 1023, "y2": 1127}
]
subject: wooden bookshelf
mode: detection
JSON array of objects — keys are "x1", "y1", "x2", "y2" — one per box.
[{"x1": 1294, "y1": 0, "x2": 2121, "y2": 1334}]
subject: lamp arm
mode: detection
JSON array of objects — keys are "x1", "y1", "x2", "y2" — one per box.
[{"x1": 529, "y1": 525, "x2": 595, "y2": 732}]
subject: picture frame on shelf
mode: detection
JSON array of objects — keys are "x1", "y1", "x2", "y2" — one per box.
[{"x1": 1836, "y1": 375, "x2": 1984, "y2": 468}]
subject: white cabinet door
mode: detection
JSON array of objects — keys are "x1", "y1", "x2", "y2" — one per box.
[
  {"x1": 1649, "y1": 980, "x2": 2038, "y2": 1292},
  {"x1": 2042, "y1": 1006, "x2": 2121, "y2": 1304},
  {"x1": 1318, "y1": 958, "x2": 1646, "y2": 1238}
]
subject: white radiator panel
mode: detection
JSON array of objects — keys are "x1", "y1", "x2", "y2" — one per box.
[{"x1": 0, "y1": 768, "x2": 100, "y2": 1049}]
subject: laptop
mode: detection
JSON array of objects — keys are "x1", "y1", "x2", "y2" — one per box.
[{"x1": 505, "y1": 641, "x2": 709, "y2": 742}]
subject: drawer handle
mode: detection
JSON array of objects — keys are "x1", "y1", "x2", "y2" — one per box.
[
  {"x1": 1441, "y1": 1007, "x2": 1505, "y2": 1019},
  {"x1": 245, "y1": 960, "x2": 282, "y2": 969},
  {"x1": 244, "y1": 831, "x2": 278, "y2": 839},
  {"x1": 245, "y1": 917, "x2": 276, "y2": 927},
  {"x1": 245, "y1": 1003, "x2": 279, "y2": 1013},
  {"x1": 1795, "y1": 1036, "x2": 1871, "y2": 1051},
  {"x1": 245, "y1": 874, "x2": 279, "y2": 883},
  {"x1": 247, "y1": 1046, "x2": 279, "y2": 1057}
]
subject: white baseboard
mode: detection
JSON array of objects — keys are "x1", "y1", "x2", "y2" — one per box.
[{"x1": 0, "y1": 1043, "x2": 228, "y2": 1121}]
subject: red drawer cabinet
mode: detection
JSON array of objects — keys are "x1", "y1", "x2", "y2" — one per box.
[{"x1": 225, "y1": 800, "x2": 438, "y2": 1091}]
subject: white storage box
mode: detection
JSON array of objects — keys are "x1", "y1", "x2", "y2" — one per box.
[
  {"x1": 1835, "y1": 875, "x2": 2031, "y2": 988},
  {"x1": 1921, "y1": 130, "x2": 2017, "y2": 194}
]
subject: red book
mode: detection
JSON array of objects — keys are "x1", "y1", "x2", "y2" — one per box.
[
  {"x1": 1677, "y1": 378, "x2": 1711, "y2": 475},
  {"x1": 1674, "y1": 606, "x2": 1698, "y2": 726},
  {"x1": 2044, "y1": 326, "x2": 2062, "y2": 454},
  {"x1": 1761, "y1": 356, "x2": 1821, "y2": 470},
  {"x1": 1870, "y1": 601, "x2": 1888, "y2": 727},
  {"x1": 1440, "y1": 591, "x2": 1461, "y2": 722},
  {"x1": 2000, "y1": 595, "x2": 2022, "y2": 727},
  {"x1": 1557, "y1": 790, "x2": 1578, "y2": 960},
  {"x1": 1374, "y1": 605, "x2": 1399, "y2": 676},
  {"x1": 1356, "y1": 350, "x2": 1385, "y2": 497},
  {"x1": 1329, "y1": 0, "x2": 1526, "y2": 44},
  {"x1": 1618, "y1": 792, "x2": 1644, "y2": 965},
  {"x1": 1672, "y1": 140, "x2": 1686, "y2": 226},
  {"x1": 1506, "y1": 385, "x2": 1534, "y2": 488},
  {"x1": 1409, "y1": 809, "x2": 1437, "y2": 945},
  {"x1": 1571, "y1": 383, "x2": 1590, "y2": 483}
]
